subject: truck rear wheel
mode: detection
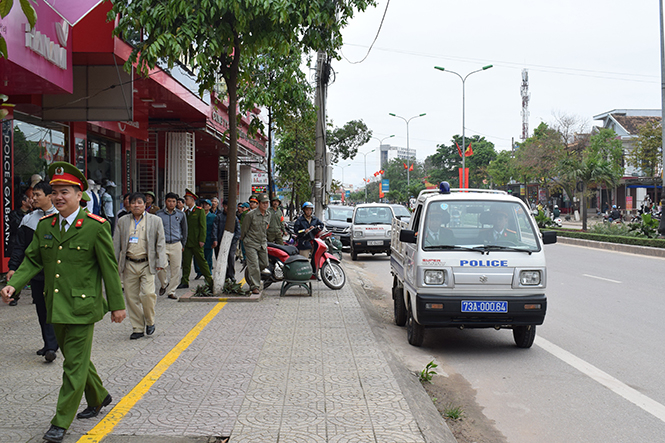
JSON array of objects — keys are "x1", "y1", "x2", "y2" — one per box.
[
  {"x1": 513, "y1": 325, "x2": 536, "y2": 348},
  {"x1": 393, "y1": 284, "x2": 407, "y2": 326},
  {"x1": 406, "y1": 307, "x2": 424, "y2": 347}
]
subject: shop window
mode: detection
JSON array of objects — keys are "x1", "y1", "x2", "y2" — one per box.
[{"x1": 87, "y1": 135, "x2": 122, "y2": 220}]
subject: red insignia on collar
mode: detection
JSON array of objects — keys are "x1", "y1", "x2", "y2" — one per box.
[
  {"x1": 75, "y1": 219, "x2": 83, "y2": 228},
  {"x1": 86, "y1": 213, "x2": 106, "y2": 223},
  {"x1": 51, "y1": 217, "x2": 57, "y2": 226}
]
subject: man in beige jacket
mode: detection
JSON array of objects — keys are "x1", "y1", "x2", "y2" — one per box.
[{"x1": 113, "y1": 192, "x2": 166, "y2": 339}]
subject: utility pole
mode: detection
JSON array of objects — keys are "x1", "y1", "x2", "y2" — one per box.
[
  {"x1": 660, "y1": 0, "x2": 665, "y2": 204},
  {"x1": 314, "y1": 51, "x2": 329, "y2": 219}
]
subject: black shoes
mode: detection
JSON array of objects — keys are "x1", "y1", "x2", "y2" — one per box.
[
  {"x1": 159, "y1": 286, "x2": 166, "y2": 296},
  {"x1": 8, "y1": 299, "x2": 17, "y2": 306},
  {"x1": 44, "y1": 350, "x2": 57, "y2": 363},
  {"x1": 76, "y1": 393, "x2": 112, "y2": 419},
  {"x1": 43, "y1": 425, "x2": 66, "y2": 442},
  {"x1": 130, "y1": 332, "x2": 144, "y2": 340},
  {"x1": 36, "y1": 347, "x2": 47, "y2": 356},
  {"x1": 194, "y1": 273, "x2": 202, "y2": 280},
  {"x1": 177, "y1": 283, "x2": 189, "y2": 289},
  {"x1": 146, "y1": 324, "x2": 155, "y2": 335}
]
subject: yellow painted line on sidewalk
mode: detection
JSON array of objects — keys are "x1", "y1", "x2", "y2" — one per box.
[{"x1": 77, "y1": 301, "x2": 227, "y2": 443}]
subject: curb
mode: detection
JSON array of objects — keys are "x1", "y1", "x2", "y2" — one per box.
[
  {"x1": 556, "y1": 236, "x2": 665, "y2": 258},
  {"x1": 178, "y1": 290, "x2": 262, "y2": 302}
]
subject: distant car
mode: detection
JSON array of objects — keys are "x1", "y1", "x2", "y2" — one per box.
[
  {"x1": 323, "y1": 205, "x2": 354, "y2": 247},
  {"x1": 390, "y1": 204, "x2": 411, "y2": 222}
]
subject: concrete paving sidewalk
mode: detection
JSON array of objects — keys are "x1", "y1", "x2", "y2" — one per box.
[{"x1": 0, "y1": 263, "x2": 453, "y2": 443}]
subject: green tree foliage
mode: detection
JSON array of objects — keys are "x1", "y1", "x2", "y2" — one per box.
[
  {"x1": 425, "y1": 135, "x2": 497, "y2": 188},
  {"x1": 13, "y1": 126, "x2": 47, "y2": 182},
  {"x1": 486, "y1": 150, "x2": 514, "y2": 187},
  {"x1": 627, "y1": 120, "x2": 662, "y2": 179},
  {"x1": 274, "y1": 103, "x2": 317, "y2": 211},
  {"x1": 327, "y1": 120, "x2": 372, "y2": 164}
]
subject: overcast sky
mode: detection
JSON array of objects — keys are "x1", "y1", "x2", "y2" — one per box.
[{"x1": 323, "y1": 0, "x2": 662, "y2": 190}]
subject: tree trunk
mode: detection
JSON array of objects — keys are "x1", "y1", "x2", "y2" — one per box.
[
  {"x1": 268, "y1": 106, "x2": 274, "y2": 198},
  {"x1": 214, "y1": 33, "x2": 241, "y2": 295},
  {"x1": 582, "y1": 182, "x2": 588, "y2": 231}
]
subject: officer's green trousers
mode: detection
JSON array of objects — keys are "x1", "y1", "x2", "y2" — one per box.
[
  {"x1": 244, "y1": 244, "x2": 268, "y2": 290},
  {"x1": 52, "y1": 323, "x2": 108, "y2": 429},
  {"x1": 181, "y1": 245, "x2": 212, "y2": 286}
]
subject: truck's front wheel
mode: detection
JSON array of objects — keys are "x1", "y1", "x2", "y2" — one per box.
[
  {"x1": 406, "y1": 307, "x2": 424, "y2": 347},
  {"x1": 513, "y1": 325, "x2": 536, "y2": 348},
  {"x1": 393, "y1": 284, "x2": 407, "y2": 326}
]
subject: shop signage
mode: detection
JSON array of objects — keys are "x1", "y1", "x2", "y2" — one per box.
[
  {"x1": 126, "y1": 149, "x2": 131, "y2": 192},
  {"x1": 24, "y1": 21, "x2": 68, "y2": 70},
  {"x1": 90, "y1": 118, "x2": 149, "y2": 141},
  {"x1": 2, "y1": 120, "x2": 13, "y2": 256},
  {"x1": 252, "y1": 172, "x2": 268, "y2": 185},
  {"x1": 0, "y1": 1, "x2": 73, "y2": 94}
]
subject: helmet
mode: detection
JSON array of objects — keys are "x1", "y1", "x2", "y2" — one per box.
[
  {"x1": 302, "y1": 201, "x2": 314, "y2": 210},
  {"x1": 554, "y1": 205, "x2": 558, "y2": 208},
  {"x1": 612, "y1": 205, "x2": 617, "y2": 209}
]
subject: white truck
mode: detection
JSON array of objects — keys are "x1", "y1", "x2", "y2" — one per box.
[{"x1": 390, "y1": 185, "x2": 557, "y2": 348}]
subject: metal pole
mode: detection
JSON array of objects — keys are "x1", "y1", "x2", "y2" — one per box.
[
  {"x1": 364, "y1": 153, "x2": 368, "y2": 202},
  {"x1": 406, "y1": 121, "x2": 410, "y2": 187},
  {"x1": 660, "y1": 0, "x2": 665, "y2": 203},
  {"x1": 462, "y1": 76, "x2": 466, "y2": 188}
]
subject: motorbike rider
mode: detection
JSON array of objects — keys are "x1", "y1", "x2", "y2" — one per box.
[
  {"x1": 552, "y1": 205, "x2": 560, "y2": 218},
  {"x1": 609, "y1": 205, "x2": 621, "y2": 222},
  {"x1": 294, "y1": 202, "x2": 324, "y2": 259}
]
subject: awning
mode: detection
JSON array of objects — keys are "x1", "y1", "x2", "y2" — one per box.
[{"x1": 44, "y1": 0, "x2": 104, "y2": 26}]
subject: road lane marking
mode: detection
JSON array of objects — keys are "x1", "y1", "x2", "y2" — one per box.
[
  {"x1": 77, "y1": 301, "x2": 227, "y2": 443},
  {"x1": 582, "y1": 273, "x2": 622, "y2": 284},
  {"x1": 536, "y1": 336, "x2": 665, "y2": 423}
]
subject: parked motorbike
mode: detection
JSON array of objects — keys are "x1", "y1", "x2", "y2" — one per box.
[
  {"x1": 321, "y1": 230, "x2": 343, "y2": 261},
  {"x1": 262, "y1": 226, "x2": 346, "y2": 290}
]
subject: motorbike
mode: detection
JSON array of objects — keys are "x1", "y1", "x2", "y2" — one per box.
[
  {"x1": 321, "y1": 230, "x2": 343, "y2": 261},
  {"x1": 262, "y1": 225, "x2": 346, "y2": 290}
]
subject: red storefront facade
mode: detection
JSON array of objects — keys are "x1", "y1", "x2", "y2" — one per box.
[{"x1": 0, "y1": 1, "x2": 266, "y2": 272}]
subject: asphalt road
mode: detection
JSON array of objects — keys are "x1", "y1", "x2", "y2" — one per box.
[{"x1": 346, "y1": 244, "x2": 665, "y2": 443}]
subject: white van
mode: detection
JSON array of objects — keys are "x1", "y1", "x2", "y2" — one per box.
[
  {"x1": 391, "y1": 186, "x2": 557, "y2": 348},
  {"x1": 349, "y1": 203, "x2": 397, "y2": 260}
]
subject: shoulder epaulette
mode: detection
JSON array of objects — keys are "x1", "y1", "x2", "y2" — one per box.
[
  {"x1": 196, "y1": 206, "x2": 202, "y2": 210},
  {"x1": 40, "y1": 213, "x2": 58, "y2": 221},
  {"x1": 506, "y1": 229, "x2": 516, "y2": 234},
  {"x1": 87, "y1": 213, "x2": 107, "y2": 223}
]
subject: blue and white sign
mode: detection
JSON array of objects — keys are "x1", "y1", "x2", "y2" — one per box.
[{"x1": 381, "y1": 179, "x2": 389, "y2": 192}]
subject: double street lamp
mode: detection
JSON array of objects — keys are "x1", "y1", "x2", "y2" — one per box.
[
  {"x1": 333, "y1": 163, "x2": 351, "y2": 186},
  {"x1": 434, "y1": 64, "x2": 493, "y2": 188},
  {"x1": 389, "y1": 113, "x2": 426, "y2": 188}
]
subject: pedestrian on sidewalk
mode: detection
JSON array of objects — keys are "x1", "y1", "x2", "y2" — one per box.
[
  {"x1": 113, "y1": 192, "x2": 166, "y2": 340},
  {"x1": 212, "y1": 198, "x2": 241, "y2": 282},
  {"x1": 193, "y1": 199, "x2": 215, "y2": 278},
  {"x1": 1, "y1": 161, "x2": 126, "y2": 443},
  {"x1": 155, "y1": 192, "x2": 187, "y2": 299},
  {"x1": 178, "y1": 189, "x2": 213, "y2": 289},
  {"x1": 7, "y1": 180, "x2": 59, "y2": 362},
  {"x1": 145, "y1": 191, "x2": 160, "y2": 214},
  {"x1": 267, "y1": 196, "x2": 285, "y2": 244},
  {"x1": 7, "y1": 194, "x2": 32, "y2": 306},
  {"x1": 241, "y1": 193, "x2": 270, "y2": 294}
]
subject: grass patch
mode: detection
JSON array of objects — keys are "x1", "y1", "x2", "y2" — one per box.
[{"x1": 443, "y1": 403, "x2": 465, "y2": 420}]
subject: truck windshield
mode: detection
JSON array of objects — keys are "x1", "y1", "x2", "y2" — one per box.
[
  {"x1": 354, "y1": 207, "x2": 393, "y2": 225},
  {"x1": 421, "y1": 200, "x2": 540, "y2": 252}
]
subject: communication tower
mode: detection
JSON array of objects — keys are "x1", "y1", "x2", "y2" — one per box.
[{"x1": 520, "y1": 69, "x2": 530, "y2": 141}]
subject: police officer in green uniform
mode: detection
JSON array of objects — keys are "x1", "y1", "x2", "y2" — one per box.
[
  {"x1": 178, "y1": 189, "x2": 213, "y2": 288},
  {"x1": 241, "y1": 193, "x2": 271, "y2": 294},
  {"x1": 1, "y1": 162, "x2": 126, "y2": 443},
  {"x1": 267, "y1": 196, "x2": 285, "y2": 244}
]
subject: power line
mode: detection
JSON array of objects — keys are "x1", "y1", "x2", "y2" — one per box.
[
  {"x1": 343, "y1": 42, "x2": 660, "y2": 83},
  {"x1": 341, "y1": 0, "x2": 391, "y2": 65}
]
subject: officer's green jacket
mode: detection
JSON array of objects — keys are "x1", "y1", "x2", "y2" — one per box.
[
  {"x1": 267, "y1": 207, "x2": 284, "y2": 236},
  {"x1": 240, "y1": 208, "x2": 270, "y2": 248},
  {"x1": 7, "y1": 209, "x2": 125, "y2": 325},
  {"x1": 185, "y1": 205, "x2": 206, "y2": 247}
]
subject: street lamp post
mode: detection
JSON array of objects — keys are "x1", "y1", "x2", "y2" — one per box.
[
  {"x1": 360, "y1": 149, "x2": 376, "y2": 202},
  {"x1": 333, "y1": 163, "x2": 351, "y2": 186},
  {"x1": 434, "y1": 64, "x2": 493, "y2": 188},
  {"x1": 371, "y1": 135, "x2": 394, "y2": 202},
  {"x1": 388, "y1": 113, "x2": 426, "y2": 188}
]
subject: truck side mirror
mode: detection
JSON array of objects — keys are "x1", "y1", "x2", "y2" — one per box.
[
  {"x1": 400, "y1": 229, "x2": 417, "y2": 244},
  {"x1": 347, "y1": 217, "x2": 352, "y2": 223},
  {"x1": 542, "y1": 231, "x2": 557, "y2": 245}
]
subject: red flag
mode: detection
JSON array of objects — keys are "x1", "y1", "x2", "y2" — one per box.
[
  {"x1": 379, "y1": 169, "x2": 385, "y2": 175},
  {"x1": 403, "y1": 163, "x2": 408, "y2": 169},
  {"x1": 379, "y1": 189, "x2": 384, "y2": 198},
  {"x1": 409, "y1": 164, "x2": 414, "y2": 171},
  {"x1": 465, "y1": 142, "x2": 473, "y2": 157},
  {"x1": 456, "y1": 142, "x2": 463, "y2": 157}
]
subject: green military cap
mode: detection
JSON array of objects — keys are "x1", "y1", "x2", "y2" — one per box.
[
  {"x1": 184, "y1": 188, "x2": 198, "y2": 200},
  {"x1": 258, "y1": 193, "x2": 270, "y2": 203},
  {"x1": 80, "y1": 191, "x2": 90, "y2": 202},
  {"x1": 48, "y1": 161, "x2": 88, "y2": 191},
  {"x1": 145, "y1": 191, "x2": 156, "y2": 199}
]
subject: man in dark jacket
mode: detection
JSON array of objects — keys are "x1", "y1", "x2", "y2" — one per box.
[
  {"x1": 8, "y1": 181, "x2": 59, "y2": 361},
  {"x1": 212, "y1": 199, "x2": 241, "y2": 281},
  {"x1": 7, "y1": 194, "x2": 31, "y2": 305}
]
